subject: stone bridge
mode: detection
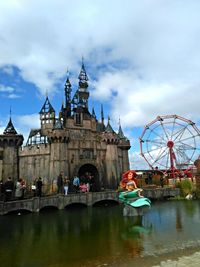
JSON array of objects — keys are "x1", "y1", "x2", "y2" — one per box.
[
  {"x1": 0, "y1": 188, "x2": 180, "y2": 215},
  {"x1": 0, "y1": 191, "x2": 119, "y2": 215}
]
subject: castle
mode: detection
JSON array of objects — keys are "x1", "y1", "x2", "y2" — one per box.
[{"x1": 0, "y1": 63, "x2": 130, "y2": 190}]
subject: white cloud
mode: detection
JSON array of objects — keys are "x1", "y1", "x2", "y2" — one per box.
[
  {"x1": 2, "y1": 65, "x2": 14, "y2": 75},
  {"x1": 0, "y1": 85, "x2": 14, "y2": 93},
  {"x1": 17, "y1": 113, "x2": 40, "y2": 129},
  {"x1": 1, "y1": 0, "x2": 200, "y2": 96},
  {"x1": 1, "y1": 0, "x2": 200, "y2": 168},
  {"x1": 129, "y1": 150, "x2": 149, "y2": 170},
  {"x1": 16, "y1": 113, "x2": 40, "y2": 144},
  {"x1": 93, "y1": 69, "x2": 200, "y2": 129},
  {"x1": 0, "y1": 127, "x2": 4, "y2": 134},
  {"x1": 0, "y1": 85, "x2": 21, "y2": 98}
]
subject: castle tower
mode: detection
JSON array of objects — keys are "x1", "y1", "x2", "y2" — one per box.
[
  {"x1": 64, "y1": 73, "x2": 72, "y2": 117},
  {"x1": 77, "y1": 60, "x2": 89, "y2": 111},
  {"x1": 39, "y1": 96, "x2": 55, "y2": 133},
  {"x1": 72, "y1": 61, "x2": 91, "y2": 126},
  {"x1": 0, "y1": 117, "x2": 23, "y2": 181},
  {"x1": 103, "y1": 117, "x2": 121, "y2": 188},
  {"x1": 117, "y1": 119, "x2": 130, "y2": 172},
  {"x1": 101, "y1": 104, "x2": 104, "y2": 125}
]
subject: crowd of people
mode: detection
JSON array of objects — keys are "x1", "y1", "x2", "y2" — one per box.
[
  {"x1": 0, "y1": 172, "x2": 96, "y2": 201},
  {"x1": 0, "y1": 176, "x2": 43, "y2": 201},
  {"x1": 56, "y1": 172, "x2": 95, "y2": 195}
]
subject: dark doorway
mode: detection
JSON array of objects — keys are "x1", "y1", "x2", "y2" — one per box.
[{"x1": 78, "y1": 164, "x2": 100, "y2": 191}]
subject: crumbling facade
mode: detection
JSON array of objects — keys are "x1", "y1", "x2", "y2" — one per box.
[{"x1": 0, "y1": 63, "x2": 130, "y2": 189}]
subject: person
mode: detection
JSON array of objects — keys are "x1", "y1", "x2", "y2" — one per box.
[
  {"x1": 160, "y1": 176, "x2": 164, "y2": 188},
  {"x1": 20, "y1": 178, "x2": 26, "y2": 199},
  {"x1": 79, "y1": 182, "x2": 87, "y2": 193},
  {"x1": 4, "y1": 177, "x2": 14, "y2": 201},
  {"x1": 73, "y1": 176, "x2": 80, "y2": 193},
  {"x1": 63, "y1": 176, "x2": 70, "y2": 196},
  {"x1": 15, "y1": 178, "x2": 23, "y2": 199},
  {"x1": 89, "y1": 175, "x2": 95, "y2": 192},
  {"x1": 57, "y1": 172, "x2": 64, "y2": 194},
  {"x1": 36, "y1": 177, "x2": 43, "y2": 197},
  {"x1": 31, "y1": 179, "x2": 37, "y2": 197},
  {"x1": 145, "y1": 172, "x2": 152, "y2": 184}
]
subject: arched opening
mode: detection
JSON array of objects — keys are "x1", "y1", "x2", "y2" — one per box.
[
  {"x1": 40, "y1": 206, "x2": 59, "y2": 213},
  {"x1": 78, "y1": 164, "x2": 100, "y2": 192},
  {"x1": 65, "y1": 203, "x2": 87, "y2": 210},
  {"x1": 93, "y1": 200, "x2": 119, "y2": 207},
  {"x1": 6, "y1": 209, "x2": 31, "y2": 215}
]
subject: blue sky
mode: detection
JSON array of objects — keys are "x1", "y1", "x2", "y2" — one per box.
[{"x1": 1, "y1": 0, "x2": 200, "y2": 170}]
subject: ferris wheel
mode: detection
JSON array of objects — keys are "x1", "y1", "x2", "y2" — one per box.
[{"x1": 140, "y1": 115, "x2": 200, "y2": 176}]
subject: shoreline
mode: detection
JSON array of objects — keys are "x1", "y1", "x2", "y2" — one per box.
[{"x1": 151, "y1": 250, "x2": 200, "y2": 267}]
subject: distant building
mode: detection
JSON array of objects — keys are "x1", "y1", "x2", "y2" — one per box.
[{"x1": 0, "y1": 63, "x2": 130, "y2": 190}]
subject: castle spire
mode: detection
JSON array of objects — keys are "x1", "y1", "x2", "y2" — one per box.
[
  {"x1": 39, "y1": 96, "x2": 55, "y2": 114},
  {"x1": 118, "y1": 118, "x2": 126, "y2": 139},
  {"x1": 64, "y1": 69, "x2": 72, "y2": 117},
  {"x1": 78, "y1": 58, "x2": 89, "y2": 89},
  {"x1": 92, "y1": 107, "x2": 96, "y2": 119},
  {"x1": 101, "y1": 104, "x2": 104, "y2": 124},
  {"x1": 3, "y1": 109, "x2": 17, "y2": 135},
  {"x1": 76, "y1": 59, "x2": 89, "y2": 110},
  {"x1": 105, "y1": 116, "x2": 115, "y2": 133},
  {"x1": 39, "y1": 96, "x2": 55, "y2": 129}
]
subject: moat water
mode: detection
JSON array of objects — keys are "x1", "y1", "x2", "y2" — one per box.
[{"x1": 1, "y1": 200, "x2": 200, "y2": 267}]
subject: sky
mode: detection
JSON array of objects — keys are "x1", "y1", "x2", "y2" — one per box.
[{"x1": 1, "y1": 0, "x2": 200, "y2": 170}]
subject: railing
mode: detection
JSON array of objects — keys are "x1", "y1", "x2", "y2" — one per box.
[{"x1": 0, "y1": 187, "x2": 180, "y2": 215}]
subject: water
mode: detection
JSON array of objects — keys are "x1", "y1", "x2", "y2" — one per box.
[{"x1": 0, "y1": 200, "x2": 200, "y2": 267}]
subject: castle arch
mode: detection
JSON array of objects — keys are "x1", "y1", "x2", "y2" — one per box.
[{"x1": 78, "y1": 164, "x2": 100, "y2": 191}]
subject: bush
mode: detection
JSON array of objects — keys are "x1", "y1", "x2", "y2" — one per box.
[{"x1": 175, "y1": 179, "x2": 194, "y2": 197}]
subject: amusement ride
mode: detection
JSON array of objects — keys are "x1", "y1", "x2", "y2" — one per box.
[
  {"x1": 139, "y1": 115, "x2": 200, "y2": 178},
  {"x1": 119, "y1": 115, "x2": 200, "y2": 213}
]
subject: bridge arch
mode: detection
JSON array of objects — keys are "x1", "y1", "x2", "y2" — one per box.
[
  {"x1": 64, "y1": 203, "x2": 87, "y2": 209},
  {"x1": 5, "y1": 208, "x2": 32, "y2": 215},
  {"x1": 39, "y1": 206, "x2": 59, "y2": 212},
  {"x1": 92, "y1": 199, "x2": 119, "y2": 207}
]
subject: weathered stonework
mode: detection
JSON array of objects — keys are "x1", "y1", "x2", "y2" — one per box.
[{"x1": 0, "y1": 64, "x2": 130, "y2": 189}]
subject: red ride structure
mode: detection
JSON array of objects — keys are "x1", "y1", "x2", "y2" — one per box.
[{"x1": 140, "y1": 115, "x2": 200, "y2": 178}]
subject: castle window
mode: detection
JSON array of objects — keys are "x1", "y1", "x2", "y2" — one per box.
[
  {"x1": 0, "y1": 151, "x2": 3, "y2": 160},
  {"x1": 26, "y1": 130, "x2": 47, "y2": 146},
  {"x1": 75, "y1": 113, "x2": 82, "y2": 125},
  {"x1": 83, "y1": 149, "x2": 93, "y2": 159}
]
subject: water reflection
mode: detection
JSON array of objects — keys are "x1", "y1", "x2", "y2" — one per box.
[
  {"x1": 176, "y1": 208, "x2": 183, "y2": 232},
  {"x1": 0, "y1": 201, "x2": 200, "y2": 267},
  {"x1": 121, "y1": 216, "x2": 152, "y2": 257}
]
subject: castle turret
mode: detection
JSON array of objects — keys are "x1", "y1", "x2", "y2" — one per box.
[
  {"x1": 117, "y1": 119, "x2": 130, "y2": 172},
  {"x1": 64, "y1": 72, "x2": 72, "y2": 117},
  {"x1": 102, "y1": 117, "x2": 120, "y2": 188},
  {"x1": 39, "y1": 96, "x2": 55, "y2": 132},
  {"x1": 92, "y1": 107, "x2": 96, "y2": 119},
  {"x1": 77, "y1": 60, "x2": 89, "y2": 111},
  {"x1": 71, "y1": 60, "x2": 91, "y2": 125},
  {"x1": 101, "y1": 104, "x2": 104, "y2": 125},
  {"x1": 0, "y1": 117, "x2": 23, "y2": 181}
]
